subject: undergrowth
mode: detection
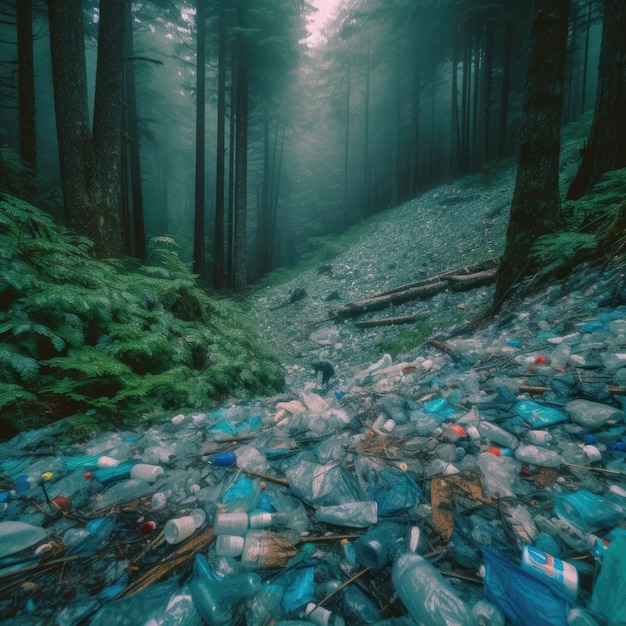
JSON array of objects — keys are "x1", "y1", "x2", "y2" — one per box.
[{"x1": 0, "y1": 195, "x2": 284, "y2": 440}]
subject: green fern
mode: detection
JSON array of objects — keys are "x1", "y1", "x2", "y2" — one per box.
[
  {"x1": 0, "y1": 383, "x2": 37, "y2": 410},
  {"x1": 530, "y1": 232, "x2": 598, "y2": 276},
  {"x1": 0, "y1": 344, "x2": 40, "y2": 383}
]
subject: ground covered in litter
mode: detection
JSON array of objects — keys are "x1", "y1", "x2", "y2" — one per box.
[{"x1": 2, "y1": 166, "x2": 626, "y2": 624}]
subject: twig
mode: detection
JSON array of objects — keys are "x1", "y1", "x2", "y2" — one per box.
[
  {"x1": 243, "y1": 469, "x2": 289, "y2": 486},
  {"x1": 318, "y1": 567, "x2": 370, "y2": 606}
]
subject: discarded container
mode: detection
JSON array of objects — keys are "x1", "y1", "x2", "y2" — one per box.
[
  {"x1": 210, "y1": 451, "x2": 237, "y2": 467},
  {"x1": 520, "y1": 545, "x2": 578, "y2": 603},
  {"x1": 239, "y1": 531, "x2": 298, "y2": 570},
  {"x1": 129, "y1": 463, "x2": 164, "y2": 482},
  {"x1": 213, "y1": 511, "x2": 248, "y2": 535},
  {"x1": 392, "y1": 552, "x2": 477, "y2": 625},
  {"x1": 354, "y1": 522, "x2": 405, "y2": 570},
  {"x1": 189, "y1": 572, "x2": 261, "y2": 625},
  {"x1": 553, "y1": 490, "x2": 624, "y2": 532},
  {"x1": 164, "y1": 508, "x2": 206, "y2": 544}
]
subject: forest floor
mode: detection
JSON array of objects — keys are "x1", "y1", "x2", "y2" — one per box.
[{"x1": 246, "y1": 166, "x2": 514, "y2": 393}]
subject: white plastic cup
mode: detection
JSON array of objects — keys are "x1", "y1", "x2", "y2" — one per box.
[
  {"x1": 130, "y1": 463, "x2": 165, "y2": 482},
  {"x1": 164, "y1": 516, "x2": 197, "y2": 544},
  {"x1": 215, "y1": 534, "x2": 245, "y2": 557},
  {"x1": 305, "y1": 603, "x2": 332, "y2": 626},
  {"x1": 164, "y1": 508, "x2": 206, "y2": 544}
]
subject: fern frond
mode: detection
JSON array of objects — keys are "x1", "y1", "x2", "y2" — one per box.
[
  {"x1": 0, "y1": 343, "x2": 40, "y2": 382},
  {"x1": 43, "y1": 346, "x2": 134, "y2": 378},
  {"x1": 531, "y1": 232, "x2": 598, "y2": 275},
  {"x1": 0, "y1": 383, "x2": 37, "y2": 410}
]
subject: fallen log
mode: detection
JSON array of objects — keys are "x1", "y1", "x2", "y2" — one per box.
[
  {"x1": 327, "y1": 257, "x2": 500, "y2": 319},
  {"x1": 447, "y1": 267, "x2": 498, "y2": 291},
  {"x1": 355, "y1": 314, "x2": 420, "y2": 328},
  {"x1": 329, "y1": 280, "x2": 446, "y2": 317}
]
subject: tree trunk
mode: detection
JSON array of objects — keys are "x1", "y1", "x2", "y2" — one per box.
[
  {"x1": 47, "y1": 0, "x2": 91, "y2": 233},
  {"x1": 89, "y1": 0, "x2": 128, "y2": 258},
  {"x1": 343, "y1": 62, "x2": 350, "y2": 230},
  {"x1": 193, "y1": 0, "x2": 206, "y2": 279},
  {"x1": 257, "y1": 103, "x2": 271, "y2": 278},
  {"x1": 17, "y1": 0, "x2": 37, "y2": 197},
  {"x1": 213, "y1": 8, "x2": 227, "y2": 289},
  {"x1": 124, "y1": 3, "x2": 146, "y2": 261},
  {"x1": 493, "y1": 0, "x2": 570, "y2": 310},
  {"x1": 566, "y1": 0, "x2": 626, "y2": 200},
  {"x1": 497, "y1": 13, "x2": 514, "y2": 160},
  {"x1": 448, "y1": 17, "x2": 460, "y2": 182},
  {"x1": 233, "y1": 32, "x2": 249, "y2": 294},
  {"x1": 481, "y1": 19, "x2": 494, "y2": 162}
]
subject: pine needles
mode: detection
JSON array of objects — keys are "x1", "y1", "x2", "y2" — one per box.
[{"x1": 0, "y1": 195, "x2": 284, "y2": 438}]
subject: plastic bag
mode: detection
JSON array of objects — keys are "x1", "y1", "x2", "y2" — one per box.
[{"x1": 481, "y1": 548, "x2": 570, "y2": 626}]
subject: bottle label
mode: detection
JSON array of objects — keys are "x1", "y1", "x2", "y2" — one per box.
[{"x1": 525, "y1": 545, "x2": 565, "y2": 584}]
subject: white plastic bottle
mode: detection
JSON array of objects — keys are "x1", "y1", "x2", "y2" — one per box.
[{"x1": 520, "y1": 544, "x2": 578, "y2": 603}]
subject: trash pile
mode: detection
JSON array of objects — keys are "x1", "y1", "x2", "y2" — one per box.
[{"x1": 1, "y1": 263, "x2": 626, "y2": 626}]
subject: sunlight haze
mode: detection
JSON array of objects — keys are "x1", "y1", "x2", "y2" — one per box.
[{"x1": 307, "y1": 0, "x2": 341, "y2": 44}]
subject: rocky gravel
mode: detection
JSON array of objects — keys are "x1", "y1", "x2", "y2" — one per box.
[{"x1": 246, "y1": 169, "x2": 514, "y2": 392}]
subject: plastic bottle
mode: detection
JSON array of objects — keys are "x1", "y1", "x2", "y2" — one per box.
[
  {"x1": 0, "y1": 521, "x2": 47, "y2": 558},
  {"x1": 392, "y1": 552, "x2": 477, "y2": 625},
  {"x1": 520, "y1": 545, "x2": 578, "y2": 603},
  {"x1": 210, "y1": 451, "x2": 237, "y2": 467},
  {"x1": 553, "y1": 490, "x2": 624, "y2": 532},
  {"x1": 129, "y1": 463, "x2": 164, "y2": 482},
  {"x1": 565, "y1": 399, "x2": 625, "y2": 429},
  {"x1": 89, "y1": 461, "x2": 136, "y2": 484},
  {"x1": 354, "y1": 523, "x2": 407, "y2": 571},
  {"x1": 315, "y1": 501, "x2": 378, "y2": 528},
  {"x1": 213, "y1": 511, "x2": 248, "y2": 535},
  {"x1": 476, "y1": 421, "x2": 519, "y2": 449},
  {"x1": 239, "y1": 531, "x2": 297, "y2": 570},
  {"x1": 514, "y1": 444, "x2": 562, "y2": 468},
  {"x1": 189, "y1": 572, "x2": 261, "y2": 626},
  {"x1": 164, "y1": 508, "x2": 206, "y2": 544}
]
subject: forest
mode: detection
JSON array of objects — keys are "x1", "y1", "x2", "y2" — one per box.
[{"x1": 1, "y1": 0, "x2": 626, "y2": 433}]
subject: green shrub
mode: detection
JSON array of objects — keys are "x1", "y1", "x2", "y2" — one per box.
[{"x1": 0, "y1": 195, "x2": 284, "y2": 438}]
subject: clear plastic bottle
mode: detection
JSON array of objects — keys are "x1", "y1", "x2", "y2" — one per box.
[
  {"x1": 391, "y1": 552, "x2": 477, "y2": 626},
  {"x1": 189, "y1": 572, "x2": 261, "y2": 625},
  {"x1": 476, "y1": 421, "x2": 519, "y2": 449},
  {"x1": 354, "y1": 522, "x2": 405, "y2": 570}
]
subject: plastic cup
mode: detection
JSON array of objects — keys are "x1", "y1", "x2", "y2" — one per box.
[{"x1": 164, "y1": 513, "x2": 203, "y2": 544}]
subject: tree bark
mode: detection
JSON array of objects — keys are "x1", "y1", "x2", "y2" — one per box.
[
  {"x1": 233, "y1": 22, "x2": 249, "y2": 294},
  {"x1": 47, "y1": 0, "x2": 91, "y2": 233},
  {"x1": 213, "y1": 8, "x2": 227, "y2": 289},
  {"x1": 17, "y1": 0, "x2": 37, "y2": 197},
  {"x1": 493, "y1": 0, "x2": 570, "y2": 309},
  {"x1": 193, "y1": 0, "x2": 207, "y2": 279},
  {"x1": 90, "y1": 0, "x2": 128, "y2": 258},
  {"x1": 124, "y1": 3, "x2": 146, "y2": 261}
]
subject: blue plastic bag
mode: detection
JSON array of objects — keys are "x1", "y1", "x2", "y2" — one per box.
[{"x1": 481, "y1": 548, "x2": 570, "y2": 626}]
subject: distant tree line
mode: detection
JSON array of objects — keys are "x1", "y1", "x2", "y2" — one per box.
[{"x1": 1, "y1": 0, "x2": 624, "y2": 310}]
